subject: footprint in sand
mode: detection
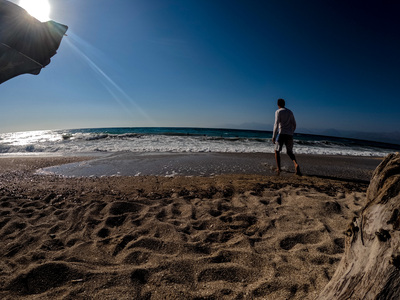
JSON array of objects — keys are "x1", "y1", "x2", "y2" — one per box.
[
  {"x1": 8, "y1": 262, "x2": 84, "y2": 295},
  {"x1": 279, "y1": 231, "x2": 323, "y2": 250}
]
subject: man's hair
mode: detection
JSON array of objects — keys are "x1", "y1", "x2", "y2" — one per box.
[{"x1": 277, "y1": 98, "x2": 285, "y2": 107}]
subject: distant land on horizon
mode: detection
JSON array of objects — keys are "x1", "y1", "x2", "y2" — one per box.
[{"x1": 220, "y1": 122, "x2": 400, "y2": 146}]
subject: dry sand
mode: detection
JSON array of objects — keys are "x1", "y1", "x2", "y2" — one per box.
[{"x1": 0, "y1": 155, "x2": 378, "y2": 299}]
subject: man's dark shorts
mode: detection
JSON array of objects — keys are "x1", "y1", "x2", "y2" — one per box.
[{"x1": 275, "y1": 134, "x2": 294, "y2": 153}]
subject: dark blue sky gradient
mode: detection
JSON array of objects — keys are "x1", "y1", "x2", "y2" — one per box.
[{"x1": 2, "y1": 0, "x2": 399, "y2": 138}]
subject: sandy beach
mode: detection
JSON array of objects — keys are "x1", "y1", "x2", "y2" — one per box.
[{"x1": 0, "y1": 154, "x2": 382, "y2": 299}]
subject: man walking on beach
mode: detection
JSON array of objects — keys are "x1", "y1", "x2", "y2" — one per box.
[{"x1": 272, "y1": 98, "x2": 302, "y2": 176}]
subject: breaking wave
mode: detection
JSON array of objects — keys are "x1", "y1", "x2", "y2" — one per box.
[{"x1": 0, "y1": 127, "x2": 398, "y2": 157}]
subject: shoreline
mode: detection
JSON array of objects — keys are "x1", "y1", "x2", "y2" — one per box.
[
  {"x1": 0, "y1": 153, "x2": 384, "y2": 299},
  {"x1": 31, "y1": 152, "x2": 384, "y2": 183}
]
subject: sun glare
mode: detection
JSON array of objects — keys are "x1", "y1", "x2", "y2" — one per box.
[{"x1": 19, "y1": 0, "x2": 51, "y2": 22}]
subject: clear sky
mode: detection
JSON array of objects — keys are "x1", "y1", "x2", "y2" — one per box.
[{"x1": 2, "y1": 0, "x2": 400, "y2": 137}]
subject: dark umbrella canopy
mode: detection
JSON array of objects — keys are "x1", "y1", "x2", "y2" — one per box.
[{"x1": 0, "y1": 0, "x2": 68, "y2": 84}]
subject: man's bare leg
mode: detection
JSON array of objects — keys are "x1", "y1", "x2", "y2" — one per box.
[
  {"x1": 275, "y1": 150, "x2": 281, "y2": 175},
  {"x1": 293, "y1": 160, "x2": 302, "y2": 176},
  {"x1": 287, "y1": 149, "x2": 301, "y2": 176}
]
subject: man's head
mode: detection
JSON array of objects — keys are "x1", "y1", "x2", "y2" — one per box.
[{"x1": 277, "y1": 98, "x2": 285, "y2": 108}]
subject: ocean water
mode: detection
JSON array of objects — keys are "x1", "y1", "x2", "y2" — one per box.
[{"x1": 0, "y1": 127, "x2": 399, "y2": 157}]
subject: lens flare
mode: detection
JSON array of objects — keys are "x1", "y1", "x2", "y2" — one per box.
[{"x1": 65, "y1": 32, "x2": 156, "y2": 126}]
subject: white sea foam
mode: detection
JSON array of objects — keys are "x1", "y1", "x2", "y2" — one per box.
[{"x1": 0, "y1": 129, "x2": 397, "y2": 157}]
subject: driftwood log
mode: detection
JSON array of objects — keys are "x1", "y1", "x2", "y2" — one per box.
[{"x1": 318, "y1": 153, "x2": 400, "y2": 299}]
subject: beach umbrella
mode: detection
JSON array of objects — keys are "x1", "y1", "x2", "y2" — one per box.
[{"x1": 0, "y1": 0, "x2": 68, "y2": 84}]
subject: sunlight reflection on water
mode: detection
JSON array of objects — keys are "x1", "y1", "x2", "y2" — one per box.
[{"x1": 0, "y1": 130, "x2": 62, "y2": 146}]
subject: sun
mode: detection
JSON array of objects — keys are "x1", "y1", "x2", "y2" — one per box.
[{"x1": 19, "y1": 0, "x2": 51, "y2": 22}]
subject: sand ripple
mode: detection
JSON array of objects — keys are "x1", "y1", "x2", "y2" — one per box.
[{"x1": 0, "y1": 157, "x2": 368, "y2": 299}]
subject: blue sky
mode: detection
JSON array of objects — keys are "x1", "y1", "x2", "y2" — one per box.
[{"x1": 2, "y1": 0, "x2": 400, "y2": 138}]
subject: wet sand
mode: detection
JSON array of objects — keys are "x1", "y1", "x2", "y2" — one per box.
[
  {"x1": 38, "y1": 152, "x2": 380, "y2": 182},
  {"x1": 0, "y1": 154, "x2": 383, "y2": 299}
]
